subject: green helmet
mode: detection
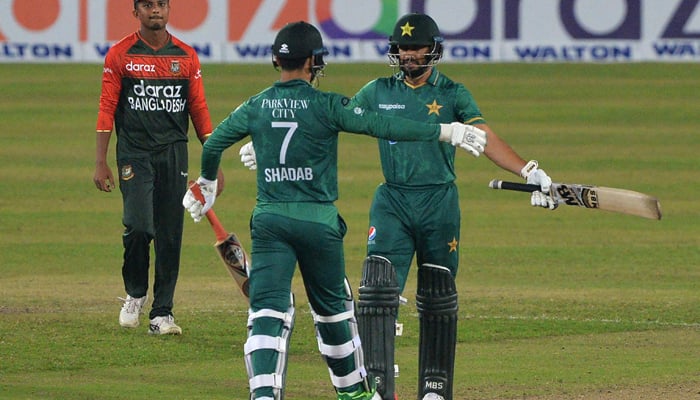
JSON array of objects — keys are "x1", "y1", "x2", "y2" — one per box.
[
  {"x1": 389, "y1": 13, "x2": 443, "y2": 48},
  {"x1": 388, "y1": 14, "x2": 444, "y2": 76}
]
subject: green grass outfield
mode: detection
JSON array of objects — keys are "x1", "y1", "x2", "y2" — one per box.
[{"x1": 0, "y1": 63, "x2": 698, "y2": 399}]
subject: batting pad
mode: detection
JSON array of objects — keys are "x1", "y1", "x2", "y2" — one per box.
[
  {"x1": 416, "y1": 263, "x2": 458, "y2": 400},
  {"x1": 357, "y1": 255, "x2": 400, "y2": 400}
]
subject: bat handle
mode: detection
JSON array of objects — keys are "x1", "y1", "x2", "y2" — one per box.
[
  {"x1": 489, "y1": 179, "x2": 540, "y2": 193},
  {"x1": 187, "y1": 181, "x2": 229, "y2": 241}
]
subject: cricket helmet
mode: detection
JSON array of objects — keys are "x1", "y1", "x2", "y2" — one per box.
[
  {"x1": 388, "y1": 14, "x2": 444, "y2": 73},
  {"x1": 272, "y1": 21, "x2": 329, "y2": 80},
  {"x1": 273, "y1": 21, "x2": 328, "y2": 60}
]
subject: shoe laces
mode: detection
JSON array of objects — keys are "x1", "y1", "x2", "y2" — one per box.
[{"x1": 118, "y1": 296, "x2": 143, "y2": 313}]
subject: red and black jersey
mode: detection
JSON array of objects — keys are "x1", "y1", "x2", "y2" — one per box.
[{"x1": 96, "y1": 31, "x2": 212, "y2": 155}]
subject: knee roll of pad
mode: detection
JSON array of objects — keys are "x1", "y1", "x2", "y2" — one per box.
[
  {"x1": 416, "y1": 263, "x2": 458, "y2": 400},
  {"x1": 357, "y1": 255, "x2": 400, "y2": 400}
]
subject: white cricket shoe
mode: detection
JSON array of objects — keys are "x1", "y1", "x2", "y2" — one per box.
[
  {"x1": 148, "y1": 315, "x2": 182, "y2": 335},
  {"x1": 118, "y1": 294, "x2": 147, "y2": 328}
]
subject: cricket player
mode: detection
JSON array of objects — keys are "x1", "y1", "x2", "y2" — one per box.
[
  {"x1": 183, "y1": 21, "x2": 485, "y2": 400},
  {"x1": 93, "y1": 0, "x2": 222, "y2": 335},
  {"x1": 349, "y1": 13, "x2": 556, "y2": 400}
]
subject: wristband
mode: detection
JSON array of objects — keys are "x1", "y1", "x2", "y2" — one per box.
[{"x1": 520, "y1": 160, "x2": 538, "y2": 179}]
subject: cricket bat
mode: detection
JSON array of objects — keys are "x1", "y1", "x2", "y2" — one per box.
[
  {"x1": 188, "y1": 181, "x2": 251, "y2": 299},
  {"x1": 488, "y1": 180, "x2": 662, "y2": 220}
]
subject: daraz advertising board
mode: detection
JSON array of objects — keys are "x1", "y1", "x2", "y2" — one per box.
[{"x1": 0, "y1": 0, "x2": 699, "y2": 63}]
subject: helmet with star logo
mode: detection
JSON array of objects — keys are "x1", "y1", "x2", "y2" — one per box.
[
  {"x1": 389, "y1": 13, "x2": 442, "y2": 48},
  {"x1": 388, "y1": 14, "x2": 444, "y2": 76}
]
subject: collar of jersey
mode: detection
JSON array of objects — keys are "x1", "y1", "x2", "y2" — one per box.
[{"x1": 274, "y1": 79, "x2": 312, "y2": 87}]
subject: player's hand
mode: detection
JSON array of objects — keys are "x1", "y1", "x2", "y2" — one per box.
[
  {"x1": 239, "y1": 142, "x2": 257, "y2": 170},
  {"x1": 521, "y1": 160, "x2": 557, "y2": 210},
  {"x1": 182, "y1": 177, "x2": 217, "y2": 222},
  {"x1": 439, "y1": 122, "x2": 487, "y2": 157},
  {"x1": 530, "y1": 190, "x2": 556, "y2": 209},
  {"x1": 93, "y1": 162, "x2": 115, "y2": 192}
]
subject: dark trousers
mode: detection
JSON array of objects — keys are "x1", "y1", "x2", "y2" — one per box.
[{"x1": 118, "y1": 142, "x2": 188, "y2": 319}]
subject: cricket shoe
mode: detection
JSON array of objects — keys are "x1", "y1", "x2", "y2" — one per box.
[
  {"x1": 336, "y1": 388, "x2": 382, "y2": 400},
  {"x1": 148, "y1": 315, "x2": 182, "y2": 335},
  {"x1": 118, "y1": 294, "x2": 147, "y2": 328}
]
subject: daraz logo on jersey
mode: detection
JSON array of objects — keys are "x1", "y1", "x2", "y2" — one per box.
[
  {"x1": 133, "y1": 80, "x2": 183, "y2": 98},
  {"x1": 128, "y1": 79, "x2": 187, "y2": 113},
  {"x1": 125, "y1": 61, "x2": 156, "y2": 72}
]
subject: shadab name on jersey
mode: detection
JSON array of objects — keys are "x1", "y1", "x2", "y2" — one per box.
[{"x1": 264, "y1": 167, "x2": 313, "y2": 182}]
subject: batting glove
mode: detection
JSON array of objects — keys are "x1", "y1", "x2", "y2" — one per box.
[
  {"x1": 520, "y1": 160, "x2": 557, "y2": 210},
  {"x1": 439, "y1": 122, "x2": 487, "y2": 157},
  {"x1": 239, "y1": 141, "x2": 257, "y2": 170},
  {"x1": 182, "y1": 176, "x2": 218, "y2": 222}
]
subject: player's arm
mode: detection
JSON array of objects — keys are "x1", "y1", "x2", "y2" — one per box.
[
  {"x1": 331, "y1": 93, "x2": 439, "y2": 141},
  {"x1": 454, "y1": 87, "x2": 531, "y2": 175},
  {"x1": 94, "y1": 132, "x2": 114, "y2": 191},
  {"x1": 185, "y1": 103, "x2": 250, "y2": 219},
  {"x1": 184, "y1": 51, "x2": 229, "y2": 193},
  {"x1": 186, "y1": 51, "x2": 213, "y2": 144},
  {"x1": 347, "y1": 81, "x2": 374, "y2": 109},
  {"x1": 201, "y1": 103, "x2": 250, "y2": 180},
  {"x1": 478, "y1": 123, "x2": 527, "y2": 175},
  {"x1": 332, "y1": 94, "x2": 485, "y2": 155},
  {"x1": 455, "y1": 85, "x2": 554, "y2": 208},
  {"x1": 478, "y1": 123, "x2": 555, "y2": 209},
  {"x1": 93, "y1": 52, "x2": 121, "y2": 192}
]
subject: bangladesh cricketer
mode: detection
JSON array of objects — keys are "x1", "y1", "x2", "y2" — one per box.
[{"x1": 93, "y1": 0, "x2": 222, "y2": 335}]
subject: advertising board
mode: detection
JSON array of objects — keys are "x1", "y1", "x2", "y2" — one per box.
[{"x1": 1, "y1": 0, "x2": 699, "y2": 63}]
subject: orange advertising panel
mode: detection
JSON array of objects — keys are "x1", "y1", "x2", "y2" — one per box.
[{"x1": 0, "y1": 0, "x2": 698, "y2": 63}]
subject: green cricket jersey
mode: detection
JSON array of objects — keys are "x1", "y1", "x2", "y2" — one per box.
[
  {"x1": 351, "y1": 69, "x2": 486, "y2": 186},
  {"x1": 201, "y1": 79, "x2": 442, "y2": 221}
]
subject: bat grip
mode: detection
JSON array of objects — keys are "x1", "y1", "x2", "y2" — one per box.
[
  {"x1": 188, "y1": 181, "x2": 228, "y2": 241},
  {"x1": 489, "y1": 179, "x2": 540, "y2": 193}
]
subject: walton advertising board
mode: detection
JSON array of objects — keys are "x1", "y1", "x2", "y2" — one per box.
[{"x1": 1, "y1": 0, "x2": 699, "y2": 63}]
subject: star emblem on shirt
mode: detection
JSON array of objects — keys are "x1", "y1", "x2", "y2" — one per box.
[
  {"x1": 448, "y1": 237, "x2": 458, "y2": 252},
  {"x1": 400, "y1": 22, "x2": 415, "y2": 37},
  {"x1": 426, "y1": 100, "x2": 443, "y2": 116}
]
